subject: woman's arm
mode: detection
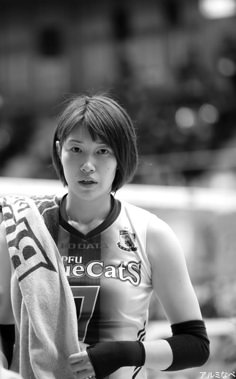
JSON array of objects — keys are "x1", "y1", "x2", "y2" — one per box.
[{"x1": 143, "y1": 215, "x2": 209, "y2": 370}]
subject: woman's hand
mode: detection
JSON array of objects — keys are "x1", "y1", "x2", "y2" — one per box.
[{"x1": 68, "y1": 350, "x2": 96, "y2": 379}]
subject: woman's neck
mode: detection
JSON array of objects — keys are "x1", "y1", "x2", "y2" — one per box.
[{"x1": 65, "y1": 193, "x2": 113, "y2": 233}]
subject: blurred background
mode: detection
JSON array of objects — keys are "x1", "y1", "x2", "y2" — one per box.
[{"x1": 0, "y1": 0, "x2": 236, "y2": 376}]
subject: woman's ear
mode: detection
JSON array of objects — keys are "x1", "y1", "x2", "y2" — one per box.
[{"x1": 55, "y1": 140, "x2": 61, "y2": 157}]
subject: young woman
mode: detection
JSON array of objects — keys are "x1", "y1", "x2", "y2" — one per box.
[{"x1": 0, "y1": 94, "x2": 209, "y2": 379}]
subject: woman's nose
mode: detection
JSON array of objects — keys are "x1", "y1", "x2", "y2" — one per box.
[{"x1": 80, "y1": 160, "x2": 95, "y2": 173}]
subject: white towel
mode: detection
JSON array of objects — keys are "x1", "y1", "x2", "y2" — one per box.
[{"x1": 0, "y1": 195, "x2": 80, "y2": 379}]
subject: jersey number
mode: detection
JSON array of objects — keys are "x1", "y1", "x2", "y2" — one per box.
[{"x1": 71, "y1": 285, "x2": 100, "y2": 342}]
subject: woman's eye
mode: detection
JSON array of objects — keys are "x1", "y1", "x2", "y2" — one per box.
[
  {"x1": 71, "y1": 146, "x2": 81, "y2": 153},
  {"x1": 98, "y1": 148, "x2": 110, "y2": 155}
]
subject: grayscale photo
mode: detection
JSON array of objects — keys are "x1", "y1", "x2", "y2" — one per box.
[{"x1": 0, "y1": 1, "x2": 236, "y2": 378}]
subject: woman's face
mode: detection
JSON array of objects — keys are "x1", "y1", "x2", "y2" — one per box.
[{"x1": 57, "y1": 124, "x2": 117, "y2": 201}]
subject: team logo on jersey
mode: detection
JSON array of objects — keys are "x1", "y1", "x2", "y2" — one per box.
[
  {"x1": 64, "y1": 258, "x2": 141, "y2": 286},
  {"x1": 117, "y1": 229, "x2": 137, "y2": 252}
]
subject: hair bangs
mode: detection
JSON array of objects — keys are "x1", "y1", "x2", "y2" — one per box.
[{"x1": 84, "y1": 105, "x2": 118, "y2": 150}]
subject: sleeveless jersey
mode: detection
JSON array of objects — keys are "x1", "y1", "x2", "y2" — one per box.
[{"x1": 34, "y1": 194, "x2": 154, "y2": 379}]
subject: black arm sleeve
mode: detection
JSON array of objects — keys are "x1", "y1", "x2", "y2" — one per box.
[
  {"x1": 87, "y1": 340, "x2": 145, "y2": 379},
  {"x1": 163, "y1": 319, "x2": 210, "y2": 371},
  {"x1": 0, "y1": 324, "x2": 15, "y2": 368}
]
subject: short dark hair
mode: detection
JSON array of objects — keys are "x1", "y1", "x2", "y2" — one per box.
[{"x1": 52, "y1": 94, "x2": 138, "y2": 192}]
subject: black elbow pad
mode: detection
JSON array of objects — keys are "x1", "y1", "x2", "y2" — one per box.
[{"x1": 163, "y1": 319, "x2": 210, "y2": 371}]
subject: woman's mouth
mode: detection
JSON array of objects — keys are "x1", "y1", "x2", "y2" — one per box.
[{"x1": 78, "y1": 180, "x2": 97, "y2": 186}]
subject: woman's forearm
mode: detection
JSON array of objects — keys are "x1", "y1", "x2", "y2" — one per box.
[{"x1": 143, "y1": 339, "x2": 173, "y2": 371}]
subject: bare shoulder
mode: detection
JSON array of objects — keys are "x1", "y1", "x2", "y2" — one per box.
[
  {"x1": 146, "y1": 213, "x2": 185, "y2": 264},
  {"x1": 147, "y1": 214, "x2": 181, "y2": 246}
]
